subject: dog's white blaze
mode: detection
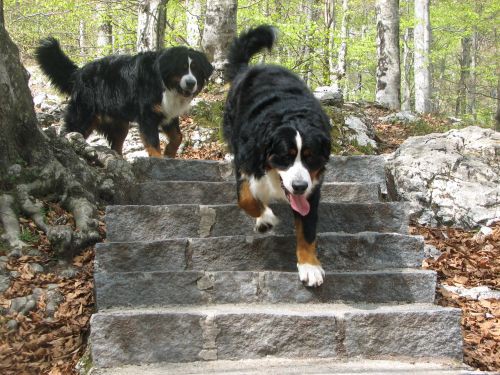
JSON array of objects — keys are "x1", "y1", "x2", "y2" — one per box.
[
  {"x1": 248, "y1": 170, "x2": 286, "y2": 205},
  {"x1": 160, "y1": 89, "x2": 192, "y2": 124},
  {"x1": 297, "y1": 263, "x2": 325, "y2": 287},
  {"x1": 277, "y1": 131, "x2": 313, "y2": 196},
  {"x1": 180, "y1": 57, "x2": 198, "y2": 93}
]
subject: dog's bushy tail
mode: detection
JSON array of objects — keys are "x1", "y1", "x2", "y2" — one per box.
[
  {"x1": 225, "y1": 25, "x2": 277, "y2": 82},
  {"x1": 35, "y1": 37, "x2": 78, "y2": 95}
]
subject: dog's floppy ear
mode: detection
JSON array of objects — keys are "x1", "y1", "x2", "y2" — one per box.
[{"x1": 194, "y1": 51, "x2": 214, "y2": 79}]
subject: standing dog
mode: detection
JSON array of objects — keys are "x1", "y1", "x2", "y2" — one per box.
[
  {"x1": 223, "y1": 26, "x2": 332, "y2": 287},
  {"x1": 35, "y1": 38, "x2": 213, "y2": 157}
]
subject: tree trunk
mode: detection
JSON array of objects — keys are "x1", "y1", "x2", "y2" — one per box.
[
  {"x1": 96, "y1": 1, "x2": 113, "y2": 54},
  {"x1": 79, "y1": 20, "x2": 86, "y2": 57},
  {"x1": 201, "y1": 0, "x2": 237, "y2": 82},
  {"x1": 455, "y1": 36, "x2": 471, "y2": 116},
  {"x1": 0, "y1": 0, "x2": 4, "y2": 27},
  {"x1": 467, "y1": 29, "x2": 478, "y2": 120},
  {"x1": 137, "y1": 0, "x2": 168, "y2": 52},
  {"x1": 186, "y1": 0, "x2": 203, "y2": 48},
  {"x1": 402, "y1": 27, "x2": 413, "y2": 111},
  {"x1": 324, "y1": 0, "x2": 336, "y2": 85},
  {"x1": 414, "y1": 0, "x2": 431, "y2": 113},
  {"x1": 333, "y1": 0, "x2": 348, "y2": 90},
  {"x1": 0, "y1": 25, "x2": 50, "y2": 175},
  {"x1": 301, "y1": 1, "x2": 314, "y2": 85},
  {"x1": 375, "y1": 0, "x2": 400, "y2": 110},
  {"x1": 496, "y1": 73, "x2": 500, "y2": 131}
]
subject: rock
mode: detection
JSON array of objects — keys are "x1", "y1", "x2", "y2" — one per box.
[
  {"x1": 10, "y1": 295, "x2": 37, "y2": 315},
  {"x1": 10, "y1": 271, "x2": 20, "y2": 278},
  {"x1": 47, "y1": 225, "x2": 73, "y2": 255},
  {"x1": 6, "y1": 319, "x2": 18, "y2": 331},
  {"x1": 46, "y1": 288, "x2": 64, "y2": 317},
  {"x1": 344, "y1": 116, "x2": 378, "y2": 149},
  {"x1": 424, "y1": 244, "x2": 441, "y2": 259},
  {"x1": 29, "y1": 263, "x2": 44, "y2": 274},
  {"x1": 0, "y1": 274, "x2": 10, "y2": 293},
  {"x1": 386, "y1": 126, "x2": 500, "y2": 228},
  {"x1": 441, "y1": 285, "x2": 500, "y2": 301},
  {"x1": 313, "y1": 86, "x2": 344, "y2": 107},
  {"x1": 7, "y1": 164, "x2": 22, "y2": 177},
  {"x1": 8, "y1": 248, "x2": 22, "y2": 258},
  {"x1": 379, "y1": 111, "x2": 418, "y2": 124}
]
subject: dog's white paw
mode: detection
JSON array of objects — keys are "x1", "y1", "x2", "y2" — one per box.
[
  {"x1": 297, "y1": 263, "x2": 325, "y2": 287},
  {"x1": 255, "y1": 207, "x2": 279, "y2": 233}
]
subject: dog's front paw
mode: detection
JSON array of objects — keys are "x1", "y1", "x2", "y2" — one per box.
[
  {"x1": 297, "y1": 263, "x2": 325, "y2": 287},
  {"x1": 255, "y1": 207, "x2": 279, "y2": 233}
]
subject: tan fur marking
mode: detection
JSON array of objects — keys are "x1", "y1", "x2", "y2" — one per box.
[
  {"x1": 295, "y1": 219, "x2": 320, "y2": 265},
  {"x1": 238, "y1": 180, "x2": 264, "y2": 218},
  {"x1": 163, "y1": 126, "x2": 183, "y2": 158},
  {"x1": 152, "y1": 103, "x2": 163, "y2": 114}
]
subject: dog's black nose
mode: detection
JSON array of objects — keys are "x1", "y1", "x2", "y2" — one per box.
[
  {"x1": 184, "y1": 78, "x2": 196, "y2": 89},
  {"x1": 292, "y1": 180, "x2": 308, "y2": 194}
]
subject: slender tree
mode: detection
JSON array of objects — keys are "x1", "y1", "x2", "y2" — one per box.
[
  {"x1": 414, "y1": 0, "x2": 431, "y2": 113},
  {"x1": 323, "y1": 0, "x2": 336, "y2": 85},
  {"x1": 186, "y1": 0, "x2": 203, "y2": 48},
  {"x1": 137, "y1": 0, "x2": 168, "y2": 52},
  {"x1": 201, "y1": 0, "x2": 237, "y2": 82},
  {"x1": 335, "y1": 0, "x2": 349, "y2": 89},
  {"x1": 375, "y1": 0, "x2": 401, "y2": 109},
  {"x1": 96, "y1": 0, "x2": 113, "y2": 54}
]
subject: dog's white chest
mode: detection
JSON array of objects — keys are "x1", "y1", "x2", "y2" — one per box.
[{"x1": 161, "y1": 89, "x2": 192, "y2": 122}]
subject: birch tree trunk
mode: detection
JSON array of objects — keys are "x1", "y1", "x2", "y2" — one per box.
[
  {"x1": 334, "y1": 0, "x2": 348, "y2": 89},
  {"x1": 402, "y1": 27, "x2": 413, "y2": 111},
  {"x1": 301, "y1": 1, "x2": 314, "y2": 85},
  {"x1": 375, "y1": 0, "x2": 400, "y2": 110},
  {"x1": 201, "y1": 0, "x2": 237, "y2": 82},
  {"x1": 414, "y1": 0, "x2": 432, "y2": 113},
  {"x1": 467, "y1": 29, "x2": 478, "y2": 120},
  {"x1": 137, "y1": 0, "x2": 168, "y2": 52},
  {"x1": 186, "y1": 0, "x2": 203, "y2": 48},
  {"x1": 96, "y1": 1, "x2": 113, "y2": 54},
  {"x1": 79, "y1": 20, "x2": 86, "y2": 57}
]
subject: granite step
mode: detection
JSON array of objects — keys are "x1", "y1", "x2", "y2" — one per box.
[
  {"x1": 106, "y1": 202, "x2": 409, "y2": 242},
  {"x1": 131, "y1": 155, "x2": 387, "y2": 186},
  {"x1": 131, "y1": 181, "x2": 381, "y2": 205},
  {"x1": 95, "y1": 232, "x2": 424, "y2": 273},
  {"x1": 93, "y1": 358, "x2": 476, "y2": 375},
  {"x1": 90, "y1": 303, "x2": 462, "y2": 368},
  {"x1": 94, "y1": 269, "x2": 437, "y2": 309}
]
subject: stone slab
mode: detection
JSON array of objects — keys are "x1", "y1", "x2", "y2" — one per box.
[
  {"x1": 94, "y1": 269, "x2": 436, "y2": 309},
  {"x1": 90, "y1": 303, "x2": 462, "y2": 368},
  {"x1": 95, "y1": 232, "x2": 424, "y2": 273},
  {"x1": 105, "y1": 203, "x2": 409, "y2": 242}
]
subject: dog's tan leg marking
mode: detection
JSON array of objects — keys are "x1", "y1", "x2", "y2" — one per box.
[
  {"x1": 163, "y1": 126, "x2": 183, "y2": 158},
  {"x1": 295, "y1": 218, "x2": 324, "y2": 287},
  {"x1": 238, "y1": 180, "x2": 264, "y2": 218}
]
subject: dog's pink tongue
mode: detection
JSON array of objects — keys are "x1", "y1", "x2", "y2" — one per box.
[{"x1": 289, "y1": 194, "x2": 310, "y2": 216}]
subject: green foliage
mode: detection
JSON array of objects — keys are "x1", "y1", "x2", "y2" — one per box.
[
  {"x1": 3, "y1": 0, "x2": 498, "y2": 123},
  {"x1": 190, "y1": 100, "x2": 225, "y2": 143},
  {"x1": 19, "y1": 227, "x2": 39, "y2": 244}
]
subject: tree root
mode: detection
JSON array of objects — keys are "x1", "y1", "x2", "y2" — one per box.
[{"x1": 0, "y1": 129, "x2": 137, "y2": 262}]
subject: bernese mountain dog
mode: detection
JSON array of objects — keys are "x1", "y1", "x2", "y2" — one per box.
[
  {"x1": 223, "y1": 26, "x2": 332, "y2": 287},
  {"x1": 35, "y1": 38, "x2": 213, "y2": 157}
]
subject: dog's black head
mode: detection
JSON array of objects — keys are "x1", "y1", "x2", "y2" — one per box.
[
  {"x1": 266, "y1": 124, "x2": 331, "y2": 215},
  {"x1": 156, "y1": 46, "x2": 214, "y2": 97}
]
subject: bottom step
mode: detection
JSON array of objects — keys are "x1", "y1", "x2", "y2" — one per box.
[
  {"x1": 90, "y1": 303, "x2": 462, "y2": 368},
  {"x1": 93, "y1": 358, "x2": 474, "y2": 375}
]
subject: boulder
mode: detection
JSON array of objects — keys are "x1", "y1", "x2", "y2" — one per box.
[
  {"x1": 386, "y1": 126, "x2": 500, "y2": 228},
  {"x1": 379, "y1": 111, "x2": 418, "y2": 124},
  {"x1": 344, "y1": 116, "x2": 378, "y2": 150},
  {"x1": 313, "y1": 86, "x2": 343, "y2": 107}
]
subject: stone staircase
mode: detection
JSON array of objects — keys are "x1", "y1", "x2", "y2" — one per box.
[{"x1": 90, "y1": 156, "x2": 467, "y2": 373}]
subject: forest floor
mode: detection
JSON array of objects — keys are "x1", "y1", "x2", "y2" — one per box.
[{"x1": 0, "y1": 102, "x2": 498, "y2": 374}]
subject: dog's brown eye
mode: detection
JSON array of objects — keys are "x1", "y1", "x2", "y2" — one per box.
[
  {"x1": 288, "y1": 149, "x2": 297, "y2": 156},
  {"x1": 191, "y1": 62, "x2": 196, "y2": 69},
  {"x1": 303, "y1": 149, "x2": 312, "y2": 157}
]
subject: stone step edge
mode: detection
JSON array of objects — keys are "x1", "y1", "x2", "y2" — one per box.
[
  {"x1": 92, "y1": 358, "x2": 474, "y2": 375},
  {"x1": 92, "y1": 302, "x2": 458, "y2": 316}
]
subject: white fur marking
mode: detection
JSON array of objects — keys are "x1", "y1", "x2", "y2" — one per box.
[
  {"x1": 277, "y1": 131, "x2": 313, "y2": 196},
  {"x1": 297, "y1": 263, "x2": 325, "y2": 287},
  {"x1": 248, "y1": 171, "x2": 286, "y2": 205},
  {"x1": 255, "y1": 206, "x2": 279, "y2": 232},
  {"x1": 160, "y1": 89, "x2": 192, "y2": 123},
  {"x1": 180, "y1": 57, "x2": 198, "y2": 93}
]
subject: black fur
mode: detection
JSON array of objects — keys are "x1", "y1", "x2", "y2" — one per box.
[
  {"x1": 35, "y1": 38, "x2": 213, "y2": 156},
  {"x1": 223, "y1": 26, "x2": 332, "y2": 285}
]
